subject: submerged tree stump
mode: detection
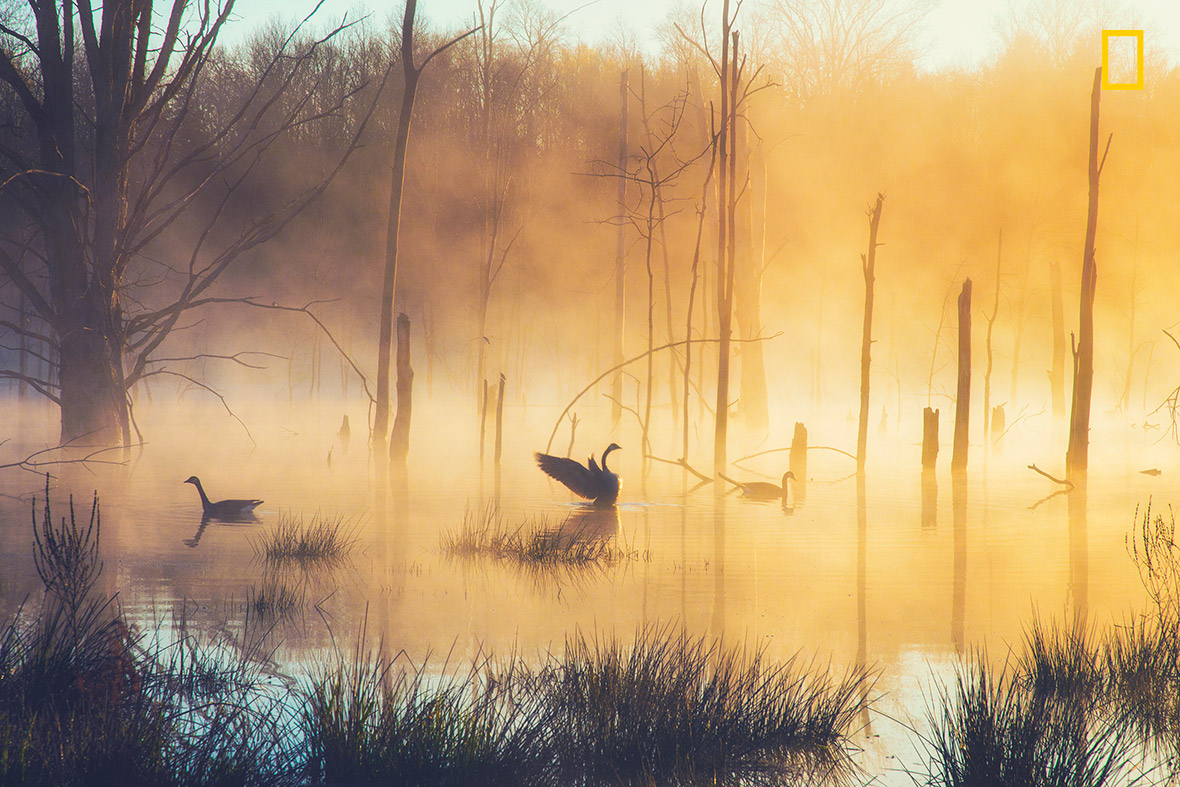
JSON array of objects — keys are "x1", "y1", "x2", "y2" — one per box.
[
  {"x1": 991, "y1": 404, "x2": 1006, "y2": 445},
  {"x1": 922, "y1": 407, "x2": 939, "y2": 469}
]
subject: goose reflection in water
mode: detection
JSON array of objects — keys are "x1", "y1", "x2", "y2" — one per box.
[
  {"x1": 544, "y1": 504, "x2": 620, "y2": 549},
  {"x1": 184, "y1": 511, "x2": 260, "y2": 548}
]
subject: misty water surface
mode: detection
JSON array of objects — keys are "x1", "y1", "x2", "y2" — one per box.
[{"x1": 0, "y1": 397, "x2": 1172, "y2": 783}]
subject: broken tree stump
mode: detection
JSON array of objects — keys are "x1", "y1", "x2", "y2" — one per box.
[{"x1": 922, "y1": 407, "x2": 939, "y2": 469}]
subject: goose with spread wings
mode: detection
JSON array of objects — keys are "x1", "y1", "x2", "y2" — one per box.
[{"x1": 535, "y1": 443, "x2": 621, "y2": 507}]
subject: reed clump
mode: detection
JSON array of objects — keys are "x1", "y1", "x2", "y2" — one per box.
[
  {"x1": 254, "y1": 512, "x2": 358, "y2": 565},
  {"x1": 917, "y1": 652, "x2": 1135, "y2": 787},
  {"x1": 303, "y1": 641, "x2": 541, "y2": 786},
  {"x1": 442, "y1": 505, "x2": 636, "y2": 569},
  {"x1": 301, "y1": 624, "x2": 874, "y2": 787},
  {"x1": 528, "y1": 625, "x2": 873, "y2": 786},
  {"x1": 918, "y1": 504, "x2": 1180, "y2": 786},
  {"x1": 0, "y1": 482, "x2": 299, "y2": 787}
]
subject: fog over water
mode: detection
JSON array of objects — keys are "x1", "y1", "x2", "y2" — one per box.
[{"x1": 2, "y1": 0, "x2": 1180, "y2": 781}]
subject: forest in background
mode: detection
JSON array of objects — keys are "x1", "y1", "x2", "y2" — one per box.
[{"x1": 2, "y1": 0, "x2": 1178, "y2": 465}]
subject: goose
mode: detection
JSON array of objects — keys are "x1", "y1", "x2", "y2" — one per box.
[
  {"x1": 535, "y1": 443, "x2": 621, "y2": 508},
  {"x1": 720, "y1": 470, "x2": 795, "y2": 501},
  {"x1": 184, "y1": 476, "x2": 263, "y2": 520}
]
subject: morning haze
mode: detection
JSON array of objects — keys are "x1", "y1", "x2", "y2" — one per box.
[{"x1": 0, "y1": 0, "x2": 1177, "y2": 784}]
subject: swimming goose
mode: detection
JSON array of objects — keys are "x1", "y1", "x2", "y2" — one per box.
[
  {"x1": 721, "y1": 470, "x2": 795, "y2": 501},
  {"x1": 535, "y1": 442, "x2": 621, "y2": 508},
  {"x1": 184, "y1": 476, "x2": 263, "y2": 520}
]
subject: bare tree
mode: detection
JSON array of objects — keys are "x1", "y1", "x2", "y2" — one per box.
[
  {"x1": 0, "y1": 0, "x2": 380, "y2": 447},
  {"x1": 1065, "y1": 67, "x2": 1111, "y2": 480},
  {"x1": 767, "y1": 0, "x2": 934, "y2": 99},
  {"x1": 856, "y1": 194, "x2": 884, "y2": 473},
  {"x1": 373, "y1": 0, "x2": 478, "y2": 449}
]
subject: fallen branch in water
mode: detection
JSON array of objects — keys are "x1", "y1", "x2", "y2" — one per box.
[
  {"x1": 1027, "y1": 463, "x2": 1073, "y2": 488},
  {"x1": 646, "y1": 454, "x2": 711, "y2": 484}
]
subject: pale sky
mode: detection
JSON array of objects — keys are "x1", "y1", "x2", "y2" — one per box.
[{"x1": 244, "y1": 0, "x2": 1180, "y2": 72}]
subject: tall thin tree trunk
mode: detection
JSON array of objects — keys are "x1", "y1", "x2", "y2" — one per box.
[
  {"x1": 713, "y1": 13, "x2": 734, "y2": 482},
  {"x1": 17, "y1": 294, "x2": 27, "y2": 401},
  {"x1": 1066, "y1": 67, "x2": 1107, "y2": 480},
  {"x1": 683, "y1": 139, "x2": 716, "y2": 479},
  {"x1": 612, "y1": 69, "x2": 629, "y2": 429},
  {"x1": 390, "y1": 312, "x2": 413, "y2": 472},
  {"x1": 1049, "y1": 258, "x2": 1066, "y2": 419},
  {"x1": 1119, "y1": 219, "x2": 1139, "y2": 413},
  {"x1": 494, "y1": 373, "x2": 505, "y2": 473},
  {"x1": 479, "y1": 378, "x2": 488, "y2": 476},
  {"x1": 1009, "y1": 241, "x2": 1031, "y2": 408},
  {"x1": 952, "y1": 279, "x2": 972, "y2": 472},
  {"x1": 856, "y1": 194, "x2": 884, "y2": 473},
  {"x1": 735, "y1": 127, "x2": 768, "y2": 437},
  {"x1": 983, "y1": 229, "x2": 1001, "y2": 442},
  {"x1": 375, "y1": 4, "x2": 424, "y2": 447},
  {"x1": 790, "y1": 422, "x2": 807, "y2": 502}
]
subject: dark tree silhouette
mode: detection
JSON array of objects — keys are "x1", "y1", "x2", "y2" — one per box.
[{"x1": 0, "y1": 0, "x2": 377, "y2": 446}]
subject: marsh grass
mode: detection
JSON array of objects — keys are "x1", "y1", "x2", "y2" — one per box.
[
  {"x1": 0, "y1": 482, "x2": 301, "y2": 786},
  {"x1": 302, "y1": 622, "x2": 873, "y2": 787},
  {"x1": 917, "y1": 502, "x2": 1180, "y2": 787},
  {"x1": 253, "y1": 512, "x2": 358, "y2": 565},
  {"x1": 442, "y1": 505, "x2": 639, "y2": 569},
  {"x1": 1109, "y1": 503, "x2": 1180, "y2": 765},
  {"x1": 530, "y1": 625, "x2": 874, "y2": 786},
  {"x1": 1017, "y1": 618, "x2": 1103, "y2": 702},
  {"x1": 917, "y1": 652, "x2": 1137, "y2": 787},
  {"x1": 303, "y1": 632, "x2": 543, "y2": 787}
]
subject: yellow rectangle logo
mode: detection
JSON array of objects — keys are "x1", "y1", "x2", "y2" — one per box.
[{"x1": 1102, "y1": 30, "x2": 1144, "y2": 90}]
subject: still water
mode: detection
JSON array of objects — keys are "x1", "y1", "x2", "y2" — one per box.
[{"x1": 0, "y1": 398, "x2": 1174, "y2": 783}]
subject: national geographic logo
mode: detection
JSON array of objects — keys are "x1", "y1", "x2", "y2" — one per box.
[{"x1": 1102, "y1": 30, "x2": 1144, "y2": 90}]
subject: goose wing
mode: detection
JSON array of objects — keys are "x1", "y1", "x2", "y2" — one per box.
[{"x1": 535, "y1": 452, "x2": 600, "y2": 500}]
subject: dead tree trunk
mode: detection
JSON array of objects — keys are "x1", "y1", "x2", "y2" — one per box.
[
  {"x1": 389, "y1": 313, "x2": 413, "y2": 472},
  {"x1": 713, "y1": 21, "x2": 737, "y2": 482},
  {"x1": 983, "y1": 229, "x2": 1001, "y2": 442},
  {"x1": 612, "y1": 69, "x2": 629, "y2": 429},
  {"x1": 1118, "y1": 220, "x2": 1139, "y2": 413},
  {"x1": 494, "y1": 373, "x2": 506, "y2": 473},
  {"x1": 735, "y1": 125, "x2": 769, "y2": 438},
  {"x1": 856, "y1": 194, "x2": 885, "y2": 473},
  {"x1": 922, "y1": 407, "x2": 939, "y2": 469},
  {"x1": 479, "y1": 379, "x2": 488, "y2": 475},
  {"x1": 376, "y1": 2, "x2": 474, "y2": 447},
  {"x1": 1009, "y1": 242, "x2": 1031, "y2": 409},
  {"x1": 1049, "y1": 258, "x2": 1066, "y2": 419},
  {"x1": 789, "y1": 422, "x2": 807, "y2": 502},
  {"x1": 991, "y1": 404, "x2": 1005, "y2": 445},
  {"x1": 1066, "y1": 67, "x2": 1109, "y2": 480},
  {"x1": 951, "y1": 279, "x2": 972, "y2": 472},
  {"x1": 683, "y1": 137, "x2": 716, "y2": 478}
]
